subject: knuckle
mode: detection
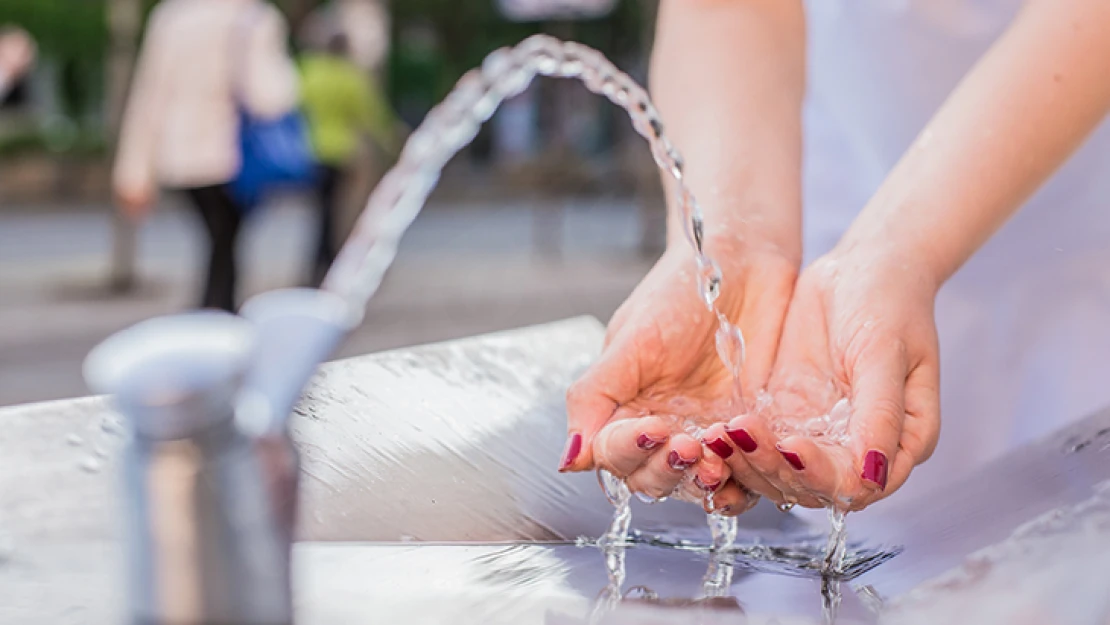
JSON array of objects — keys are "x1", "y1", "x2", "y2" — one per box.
[{"x1": 867, "y1": 396, "x2": 906, "y2": 435}]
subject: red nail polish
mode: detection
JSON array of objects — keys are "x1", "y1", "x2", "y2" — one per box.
[
  {"x1": 704, "y1": 437, "x2": 734, "y2": 459},
  {"x1": 726, "y1": 428, "x2": 758, "y2": 453},
  {"x1": 718, "y1": 505, "x2": 734, "y2": 515},
  {"x1": 668, "y1": 450, "x2": 696, "y2": 471},
  {"x1": 637, "y1": 433, "x2": 667, "y2": 451},
  {"x1": 777, "y1": 446, "x2": 805, "y2": 471},
  {"x1": 559, "y1": 433, "x2": 582, "y2": 472},
  {"x1": 862, "y1": 450, "x2": 888, "y2": 490},
  {"x1": 694, "y1": 476, "x2": 721, "y2": 492}
]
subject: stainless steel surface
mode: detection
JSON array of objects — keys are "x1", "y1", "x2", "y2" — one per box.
[{"x1": 3, "y1": 316, "x2": 1110, "y2": 624}]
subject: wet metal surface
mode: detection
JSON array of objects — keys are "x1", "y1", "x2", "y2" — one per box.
[{"x1": 2, "y1": 317, "x2": 1109, "y2": 623}]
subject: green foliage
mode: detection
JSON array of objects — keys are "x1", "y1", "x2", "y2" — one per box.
[
  {"x1": 0, "y1": 0, "x2": 108, "y2": 64},
  {"x1": 387, "y1": 0, "x2": 652, "y2": 113}
]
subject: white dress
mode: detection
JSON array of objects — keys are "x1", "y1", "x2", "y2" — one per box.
[{"x1": 802, "y1": 0, "x2": 1110, "y2": 504}]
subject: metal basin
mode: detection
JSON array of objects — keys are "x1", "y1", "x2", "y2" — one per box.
[{"x1": 2, "y1": 317, "x2": 1108, "y2": 624}]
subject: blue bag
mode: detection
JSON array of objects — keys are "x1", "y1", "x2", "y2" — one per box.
[
  {"x1": 231, "y1": 107, "x2": 316, "y2": 211},
  {"x1": 229, "y1": 3, "x2": 317, "y2": 211}
]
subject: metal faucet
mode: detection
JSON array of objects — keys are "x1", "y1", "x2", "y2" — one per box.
[{"x1": 84, "y1": 289, "x2": 360, "y2": 625}]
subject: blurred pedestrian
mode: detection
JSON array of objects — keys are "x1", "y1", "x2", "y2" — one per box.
[
  {"x1": 299, "y1": 32, "x2": 401, "y2": 286},
  {"x1": 0, "y1": 26, "x2": 35, "y2": 100},
  {"x1": 113, "y1": 0, "x2": 300, "y2": 312}
]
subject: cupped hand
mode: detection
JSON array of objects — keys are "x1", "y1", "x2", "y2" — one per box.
[
  {"x1": 561, "y1": 238, "x2": 798, "y2": 510},
  {"x1": 710, "y1": 245, "x2": 942, "y2": 511}
]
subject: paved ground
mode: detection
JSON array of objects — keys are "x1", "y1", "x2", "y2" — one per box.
[{"x1": 0, "y1": 196, "x2": 661, "y2": 407}]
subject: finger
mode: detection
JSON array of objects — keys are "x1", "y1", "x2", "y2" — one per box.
[
  {"x1": 563, "y1": 332, "x2": 641, "y2": 472},
  {"x1": 592, "y1": 415, "x2": 671, "y2": 479},
  {"x1": 673, "y1": 447, "x2": 729, "y2": 505},
  {"x1": 724, "y1": 413, "x2": 820, "y2": 507},
  {"x1": 703, "y1": 481, "x2": 759, "y2": 517},
  {"x1": 625, "y1": 434, "x2": 701, "y2": 500},
  {"x1": 700, "y1": 423, "x2": 784, "y2": 504},
  {"x1": 901, "y1": 358, "x2": 941, "y2": 466},
  {"x1": 692, "y1": 434, "x2": 731, "y2": 493},
  {"x1": 776, "y1": 435, "x2": 855, "y2": 507},
  {"x1": 847, "y1": 343, "x2": 909, "y2": 505}
]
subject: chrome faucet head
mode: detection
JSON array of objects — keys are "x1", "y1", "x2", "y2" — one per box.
[{"x1": 84, "y1": 311, "x2": 255, "y2": 440}]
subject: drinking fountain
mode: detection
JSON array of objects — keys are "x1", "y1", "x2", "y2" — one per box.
[{"x1": 3, "y1": 33, "x2": 1109, "y2": 625}]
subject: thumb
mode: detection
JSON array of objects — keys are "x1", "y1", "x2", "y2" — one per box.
[
  {"x1": 561, "y1": 333, "x2": 641, "y2": 473},
  {"x1": 847, "y1": 343, "x2": 907, "y2": 502}
]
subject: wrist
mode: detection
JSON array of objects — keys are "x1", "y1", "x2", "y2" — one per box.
[
  {"x1": 826, "y1": 234, "x2": 942, "y2": 301},
  {"x1": 667, "y1": 203, "x2": 802, "y2": 268},
  {"x1": 834, "y1": 196, "x2": 959, "y2": 291}
]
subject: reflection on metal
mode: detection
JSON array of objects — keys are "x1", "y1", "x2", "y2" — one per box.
[{"x1": 2, "y1": 317, "x2": 1110, "y2": 623}]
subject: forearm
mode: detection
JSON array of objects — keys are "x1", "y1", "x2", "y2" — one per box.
[
  {"x1": 651, "y1": 0, "x2": 806, "y2": 263},
  {"x1": 839, "y1": 0, "x2": 1110, "y2": 285}
]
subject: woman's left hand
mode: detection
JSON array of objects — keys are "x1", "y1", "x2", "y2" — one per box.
[{"x1": 710, "y1": 244, "x2": 943, "y2": 511}]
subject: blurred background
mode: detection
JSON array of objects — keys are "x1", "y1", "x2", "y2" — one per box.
[{"x1": 0, "y1": 0, "x2": 670, "y2": 406}]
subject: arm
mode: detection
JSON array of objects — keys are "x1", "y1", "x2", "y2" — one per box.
[
  {"x1": 838, "y1": 0, "x2": 1110, "y2": 285},
  {"x1": 559, "y1": 0, "x2": 807, "y2": 488},
  {"x1": 650, "y1": 0, "x2": 806, "y2": 263},
  {"x1": 113, "y1": 11, "x2": 169, "y2": 213}
]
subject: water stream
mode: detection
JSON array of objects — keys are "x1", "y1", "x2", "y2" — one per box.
[{"x1": 320, "y1": 33, "x2": 849, "y2": 611}]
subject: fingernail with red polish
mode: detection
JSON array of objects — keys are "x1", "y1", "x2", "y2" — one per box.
[
  {"x1": 862, "y1": 450, "x2": 889, "y2": 490},
  {"x1": 726, "y1": 428, "x2": 758, "y2": 453},
  {"x1": 704, "y1": 437, "x2": 734, "y2": 459},
  {"x1": 777, "y1": 446, "x2": 805, "y2": 471},
  {"x1": 559, "y1": 433, "x2": 582, "y2": 472},
  {"x1": 694, "y1": 476, "x2": 721, "y2": 492},
  {"x1": 668, "y1": 450, "x2": 696, "y2": 471},
  {"x1": 637, "y1": 433, "x2": 667, "y2": 451},
  {"x1": 718, "y1": 505, "x2": 734, "y2": 516}
]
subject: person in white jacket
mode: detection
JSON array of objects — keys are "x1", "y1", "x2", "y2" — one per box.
[
  {"x1": 114, "y1": 0, "x2": 299, "y2": 312},
  {"x1": 0, "y1": 27, "x2": 35, "y2": 100}
]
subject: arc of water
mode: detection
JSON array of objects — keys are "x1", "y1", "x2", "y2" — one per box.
[
  {"x1": 323, "y1": 34, "x2": 726, "y2": 330},
  {"x1": 322, "y1": 33, "x2": 746, "y2": 555}
]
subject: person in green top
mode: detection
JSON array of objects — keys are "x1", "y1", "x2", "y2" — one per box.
[{"x1": 300, "y1": 32, "x2": 401, "y2": 285}]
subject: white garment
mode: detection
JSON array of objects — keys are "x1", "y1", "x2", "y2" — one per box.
[
  {"x1": 113, "y1": 0, "x2": 299, "y2": 193},
  {"x1": 802, "y1": 0, "x2": 1110, "y2": 504}
]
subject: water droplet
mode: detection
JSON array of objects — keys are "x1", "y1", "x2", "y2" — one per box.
[
  {"x1": 691, "y1": 215, "x2": 705, "y2": 250},
  {"x1": 100, "y1": 417, "x2": 123, "y2": 436},
  {"x1": 79, "y1": 458, "x2": 101, "y2": 474},
  {"x1": 634, "y1": 492, "x2": 667, "y2": 505}
]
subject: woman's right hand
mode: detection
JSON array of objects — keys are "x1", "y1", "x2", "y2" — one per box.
[
  {"x1": 115, "y1": 185, "x2": 154, "y2": 221},
  {"x1": 561, "y1": 238, "x2": 798, "y2": 514}
]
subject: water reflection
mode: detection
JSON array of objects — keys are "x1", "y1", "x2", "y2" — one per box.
[{"x1": 576, "y1": 523, "x2": 899, "y2": 625}]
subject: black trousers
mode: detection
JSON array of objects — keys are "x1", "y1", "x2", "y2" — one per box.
[
  {"x1": 183, "y1": 184, "x2": 243, "y2": 313},
  {"x1": 313, "y1": 164, "x2": 343, "y2": 286}
]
